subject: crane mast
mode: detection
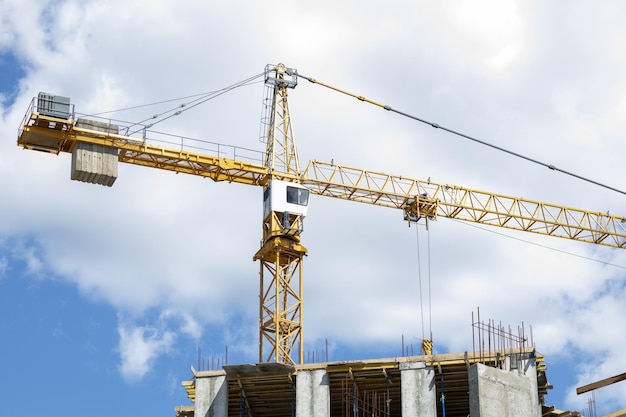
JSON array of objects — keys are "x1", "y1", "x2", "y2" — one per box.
[
  {"x1": 16, "y1": 64, "x2": 626, "y2": 367},
  {"x1": 254, "y1": 64, "x2": 308, "y2": 365},
  {"x1": 263, "y1": 64, "x2": 300, "y2": 177}
]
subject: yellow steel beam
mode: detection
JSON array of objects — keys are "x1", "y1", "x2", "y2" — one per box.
[
  {"x1": 18, "y1": 112, "x2": 270, "y2": 186},
  {"x1": 254, "y1": 236, "x2": 307, "y2": 366},
  {"x1": 20, "y1": 112, "x2": 626, "y2": 250},
  {"x1": 301, "y1": 160, "x2": 626, "y2": 249}
]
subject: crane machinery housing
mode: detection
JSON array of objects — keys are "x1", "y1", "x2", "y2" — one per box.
[{"x1": 17, "y1": 63, "x2": 626, "y2": 368}]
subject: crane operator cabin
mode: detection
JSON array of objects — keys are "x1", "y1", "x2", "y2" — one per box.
[{"x1": 263, "y1": 180, "x2": 310, "y2": 232}]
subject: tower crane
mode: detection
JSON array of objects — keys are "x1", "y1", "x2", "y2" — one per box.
[{"x1": 17, "y1": 64, "x2": 626, "y2": 366}]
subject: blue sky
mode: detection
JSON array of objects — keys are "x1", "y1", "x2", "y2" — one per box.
[
  {"x1": 2, "y1": 1, "x2": 626, "y2": 415},
  {"x1": 0, "y1": 251, "x2": 192, "y2": 415},
  {"x1": 0, "y1": 52, "x2": 24, "y2": 105}
]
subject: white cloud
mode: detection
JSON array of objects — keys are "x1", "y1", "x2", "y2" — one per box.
[
  {"x1": 446, "y1": 0, "x2": 528, "y2": 72},
  {"x1": 1, "y1": 0, "x2": 626, "y2": 412},
  {"x1": 117, "y1": 317, "x2": 176, "y2": 382},
  {"x1": 9, "y1": 240, "x2": 46, "y2": 277},
  {"x1": 0, "y1": 256, "x2": 7, "y2": 277},
  {"x1": 160, "y1": 309, "x2": 203, "y2": 340}
]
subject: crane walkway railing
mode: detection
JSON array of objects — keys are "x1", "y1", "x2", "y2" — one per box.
[{"x1": 18, "y1": 96, "x2": 265, "y2": 166}]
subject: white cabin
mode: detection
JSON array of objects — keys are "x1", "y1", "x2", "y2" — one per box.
[{"x1": 263, "y1": 180, "x2": 309, "y2": 219}]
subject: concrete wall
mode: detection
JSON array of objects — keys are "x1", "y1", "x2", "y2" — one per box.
[
  {"x1": 400, "y1": 361, "x2": 437, "y2": 417},
  {"x1": 296, "y1": 369, "x2": 330, "y2": 417},
  {"x1": 469, "y1": 362, "x2": 540, "y2": 417},
  {"x1": 194, "y1": 375, "x2": 228, "y2": 417}
]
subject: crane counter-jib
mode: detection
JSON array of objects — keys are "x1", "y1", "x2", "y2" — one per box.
[{"x1": 17, "y1": 101, "x2": 274, "y2": 187}]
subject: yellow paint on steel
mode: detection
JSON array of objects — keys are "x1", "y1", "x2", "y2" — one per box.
[
  {"x1": 301, "y1": 160, "x2": 626, "y2": 249},
  {"x1": 306, "y1": 77, "x2": 387, "y2": 109},
  {"x1": 18, "y1": 112, "x2": 269, "y2": 186},
  {"x1": 21, "y1": 111, "x2": 626, "y2": 251}
]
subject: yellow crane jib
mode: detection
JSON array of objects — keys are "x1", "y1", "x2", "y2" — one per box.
[{"x1": 300, "y1": 160, "x2": 626, "y2": 249}]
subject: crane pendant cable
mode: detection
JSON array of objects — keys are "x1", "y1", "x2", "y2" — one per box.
[{"x1": 297, "y1": 73, "x2": 626, "y2": 196}]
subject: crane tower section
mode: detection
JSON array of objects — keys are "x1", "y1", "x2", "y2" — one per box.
[
  {"x1": 255, "y1": 64, "x2": 309, "y2": 365},
  {"x1": 263, "y1": 64, "x2": 300, "y2": 177}
]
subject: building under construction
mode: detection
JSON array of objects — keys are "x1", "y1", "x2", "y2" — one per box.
[
  {"x1": 176, "y1": 348, "x2": 548, "y2": 417},
  {"x1": 172, "y1": 316, "x2": 603, "y2": 417}
]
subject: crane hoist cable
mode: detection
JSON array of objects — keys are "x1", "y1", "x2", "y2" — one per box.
[
  {"x1": 297, "y1": 73, "x2": 626, "y2": 196},
  {"x1": 415, "y1": 222, "x2": 434, "y2": 355},
  {"x1": 416, "y1": 223, "x2": 425, "y2": 343}
]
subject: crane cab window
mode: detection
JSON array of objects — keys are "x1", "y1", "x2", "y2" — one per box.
[
  {"x1": 263, "y1": 180, "x2": 309, "y2": 219},
  {"x1": 287, "y1": 186, "x2": 309, "y2": 206}
]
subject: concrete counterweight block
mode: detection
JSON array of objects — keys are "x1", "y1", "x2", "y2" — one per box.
[{"x1": 71, "y1": 119, "x2": 119, "y2": 186}]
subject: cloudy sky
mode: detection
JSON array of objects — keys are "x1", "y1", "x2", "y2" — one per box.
[{"x1": 2, "y1": 0, "x2": 626, "y2": 415}]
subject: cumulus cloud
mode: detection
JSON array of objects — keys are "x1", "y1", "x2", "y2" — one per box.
[
  {"x1": 116, "y1": 308, "x2": 213, "y2": 381},
  {"x1": 117, "y1": 317, "x2": 176, "y2": 382},
  {"x1": 2, "y1": 0, "x2": 626, "y2": 412},
  {"x1": 8, "y1": 240, "x2": 46, "y2": 277},
  {"x1": 0, "y1": 256, "x2": 7, "y2": 276}
]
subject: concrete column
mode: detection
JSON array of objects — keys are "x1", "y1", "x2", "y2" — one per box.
[
  {"x1": 399, "y1": 361, "x2": 437, "y2": 417},
  {"x1": 469, "y1": 363, "x2": 537, "y2": 417},
  {"x1": 296, "y1": 369, "x2": 330, "y2": 417},
  {"x1": 523, "y1": 356, "x2": 541, "y2": 417},
  {"x1": 195, "y1": 374, "x2": 228, "y2": 417}
]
